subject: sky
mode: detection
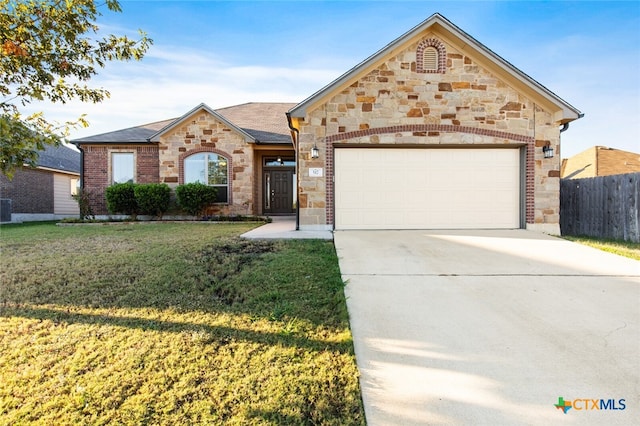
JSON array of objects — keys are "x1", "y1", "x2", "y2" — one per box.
[{"x1": 31, "y1": 0, "x2": 640, "y2": 158}]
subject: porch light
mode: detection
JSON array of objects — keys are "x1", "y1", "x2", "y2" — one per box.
[
  {"x1": 311, "y1": 144, "x2": 320, "y2": 159},
  {"x1": 542, "y1": 143, "x2": 554, "y2": 159}
]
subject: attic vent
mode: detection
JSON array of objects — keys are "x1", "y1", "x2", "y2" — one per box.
[
  {"x1": 416, "y1": 38, "x2": 446, "y2": 74},
  {"x1": 423, "y1": 47, "x2": 438, "y2": 71}
]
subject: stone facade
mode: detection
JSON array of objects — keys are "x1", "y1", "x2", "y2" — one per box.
[
  {"x1": 156, "y1": 110, "x2": 255, "y2": 216},
  {"x1": 295, "y1": 32, "x2": 563, "y2": 231}
]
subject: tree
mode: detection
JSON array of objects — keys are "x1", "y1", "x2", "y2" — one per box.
[{"x1": 0, "y1": 0, "x2": 152, "y2": 178}]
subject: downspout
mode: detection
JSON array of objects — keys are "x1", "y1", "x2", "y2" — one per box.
[
  {"x1": 74, "y1": 142, "x2": 85, "y2": 190},
  {"x1": 558, "y1": 122, "x2": 570, "y2": 160},
  {"x1": 286, "y1": 112, "x2": 300, "y2": 231}
]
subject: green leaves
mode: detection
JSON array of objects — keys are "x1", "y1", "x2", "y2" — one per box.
[{"x1": 0, "y1": 0, "x2": 153, "y2": 176}]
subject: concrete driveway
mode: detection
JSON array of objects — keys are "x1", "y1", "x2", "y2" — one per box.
[{"x1": 334, "y1": 230, "x2": 639, "y2": 425}]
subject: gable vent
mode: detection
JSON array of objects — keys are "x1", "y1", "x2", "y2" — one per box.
[{"x1": 423, "y1": 47, "x2": 438, "y2": 71}]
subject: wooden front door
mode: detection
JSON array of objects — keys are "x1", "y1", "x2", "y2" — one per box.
[{"x1": 264, "y1": 169, "x2": 294, "y2": 214}]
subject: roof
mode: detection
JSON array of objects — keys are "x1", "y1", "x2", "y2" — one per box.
[
  {"x1": 71, "y1": 119, "x2": 175, "y2": 143},
  {"x1": 289, "y1": 13, "x2": 583, "y2": 123},
  {"x1": 149, "y1": 103, "x2": 257, "y2": 143},
  {"x1": 36, "y1": 144, "x2": 80, "y2": 174},
  {"x1": 217, "y1": 102, "x2": 296, "y2": 143},
  {"x1": 72, "y1": 102, "x2": 296, "y2": 145},
  {"x1": 561, "y1": 146, "x2": 640, "y2": 179}
]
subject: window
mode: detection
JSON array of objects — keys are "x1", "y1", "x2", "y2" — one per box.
[
  {"x1": 184, "y1": 152, "x2": 229, "y2": 203},
  {"x1": 264, "y1": 157, "x2": 296, "y2": 167},
  {"x1": 112, "y1": 153, "x2": 134, "y2": 183},
  {"x1": 70, "y1": 178, "x2": 79, "y2": 196}
]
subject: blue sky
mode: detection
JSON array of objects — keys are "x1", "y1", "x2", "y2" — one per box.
[{"x1": 40, "y1": 0, "x2": 639, "y2": 158}]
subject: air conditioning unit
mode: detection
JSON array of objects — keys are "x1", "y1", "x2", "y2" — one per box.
[{"x1": 0, "y1": 199, "x2": 11, "y2": 222}]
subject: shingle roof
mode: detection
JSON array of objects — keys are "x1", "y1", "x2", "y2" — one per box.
[
  {"x1": 72, "y1": 119, "x2": 175, "y2": 143},
  {"x1": 72, "y1": 102, "x2": 296, "y2": 145},
  {"x1": 217, "y1": 103, "x2": 297, "y2": 143},
  {"x1": 36, "y1": 144, "x2": 80, "y2": 174}
]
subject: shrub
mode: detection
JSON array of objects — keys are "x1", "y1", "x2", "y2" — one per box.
[
  {"x1": 72, "y1": 188, "x2": 95, "y2": 220},
  {"x1": 134, "y1": 183, "x2": 171, "y2": 219},
  {"x1": 105, "y1": 183, "x2": 138, "y2": 218},
  {"x1": 175, "y1": 183, "x2": 217, "y2": 216}
]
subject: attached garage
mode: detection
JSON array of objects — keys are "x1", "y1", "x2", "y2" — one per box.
[{"x1": 334, "y1": 148, "x2": 522, "y2": 230}]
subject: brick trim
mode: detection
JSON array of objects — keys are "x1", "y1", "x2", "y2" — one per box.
[
  {"x1": 416, "y1": 38, "x2": 447, "y2": 74},
  {"x1": 178, "y1": 147, "x2": 233, "y2": 205},
  {"x1": 324, "y1": 126, "x2": 535, "y2": 227},
  {"x1": 326, "y1": 124, "x2": 532, "y2": 143}
]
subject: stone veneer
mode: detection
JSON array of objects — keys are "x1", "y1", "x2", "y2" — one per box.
[
  {"x1": 157, "y1": 110, "x2": 255, "y2": 215},
  {"x1": 296, "y1": 33, "x2": 561, "y2": 231}
]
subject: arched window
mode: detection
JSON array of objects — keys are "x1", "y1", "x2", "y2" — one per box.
[{"x1": 184, "y1": 152, "x2": 229, "y2": 203}]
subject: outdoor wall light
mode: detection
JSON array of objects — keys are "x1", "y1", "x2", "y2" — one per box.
[
  {"x1": 542, "y1": 143, "x2": 554, "y2": 159},
  {"x1": 311, "y1": 144, "x2": 320, "y2": 159}
]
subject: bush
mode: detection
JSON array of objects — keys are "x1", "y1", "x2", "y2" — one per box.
[
  {"x1": 105, "y1": 183, "x2": 138, "y2": 218},
  {"x1": 72, "y1": 188, "x2": 95, "y2": 220},
  {"x1": 134, "y1": 183, "x2": 171, "y2": 219},
  {"x1": 175, "y1": 183, "x2": 217, "y2": 216}
]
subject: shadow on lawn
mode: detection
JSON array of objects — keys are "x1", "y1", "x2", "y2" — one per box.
[
  {"x1": 0, "y1": 236, "x2": 352, "y2": 353},
  {"x1": 0, "y1": 304, "x2": 352, "y2": 354}
]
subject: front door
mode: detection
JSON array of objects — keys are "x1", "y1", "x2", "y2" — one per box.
[{"x1": 264, "y1": 169, "x2": 294, "y2": 214}]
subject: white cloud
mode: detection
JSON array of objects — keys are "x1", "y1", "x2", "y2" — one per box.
[{"x1": 28, "y1": 44, "x2": 342, "y2": 140}]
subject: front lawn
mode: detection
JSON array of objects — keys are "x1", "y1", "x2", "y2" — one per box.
[{"x1": 0, "y1": 222, "x2": 364, "y2": 425}]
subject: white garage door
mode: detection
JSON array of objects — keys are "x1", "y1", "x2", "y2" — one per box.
[{"x1": 334, "y1": 148, "x2": 521, "y2": 230}]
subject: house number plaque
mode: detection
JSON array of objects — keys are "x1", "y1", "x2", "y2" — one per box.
[{"x1": 309, "y1": 168, "x2": 323, "y2": 177}]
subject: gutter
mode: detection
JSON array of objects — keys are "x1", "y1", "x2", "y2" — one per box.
[{"x1": 286, "y1": 112, "x2": 300, "y2": 231}]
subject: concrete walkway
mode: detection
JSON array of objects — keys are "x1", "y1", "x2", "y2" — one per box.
[
  {"x1": 335, "y1": 230, "x2": 639, "y2": 425},
  {"x1": 240, "y1": 216, "x2": 333, "y2": 240}
]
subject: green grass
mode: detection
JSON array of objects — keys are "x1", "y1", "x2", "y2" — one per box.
[
  {"x1": 0, "y1": 222, "x2": 365, "y2": 425},
  {"x1": 562, "y1": 235, "x2": 640, "y2": 261}
]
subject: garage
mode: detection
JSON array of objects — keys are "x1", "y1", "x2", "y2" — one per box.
[{"x1": 334, "y1": 148, "x2": 521, "y2": 230}]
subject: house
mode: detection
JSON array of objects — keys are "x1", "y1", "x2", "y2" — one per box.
[
  {"x1": 561, "y1": 146, "x2": 640, "y2": 179},
  {"x1": 73, "y1": 103, "x2": 297, "y2": 217},
  {"x1": 0, "y1": 144, "x2": 80, "y2": 222},
  {"x1": 74, "y1": 13, "x2": 582, "y2": 234}
]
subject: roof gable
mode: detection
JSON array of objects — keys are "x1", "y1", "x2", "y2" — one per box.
[
  {"x1": 149, "y1": 103, "x2": 255, "y2": 143},
  {"x1": 289, "y1": 13, "x2": 582, "y2": 123}
]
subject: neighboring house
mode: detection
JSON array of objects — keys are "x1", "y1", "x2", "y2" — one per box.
[
  {"x1": 561, "y1": 146, "x2": 640, "y2": 179},
  {"x1": 0, "y1": 144, "x2": 80, "y2": 222},
  {"x1": 74, "y1": 13, "x2": 582, "y2": 234}
]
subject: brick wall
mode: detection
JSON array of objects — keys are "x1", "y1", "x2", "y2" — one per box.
[
  {"x1": 296, "y1": 33, "x2": 561, "y2": 229},
  {"x1": 81, "y1": 145, "x2": 159, "y2": 215},
  {"x1": 0, "y1": 168, "x2": 54, "y2": 213}
]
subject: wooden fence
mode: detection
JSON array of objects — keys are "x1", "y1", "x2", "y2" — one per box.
[{"x1": 560, "y1": 173, "x2": 640, "y2": 243}]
